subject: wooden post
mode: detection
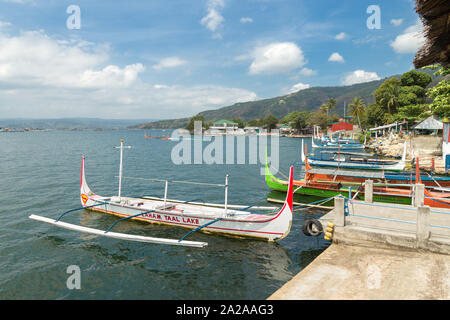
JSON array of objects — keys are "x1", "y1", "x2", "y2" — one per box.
[
  {"x1": 414, "y1": 184, "x2": 425, "y2": 207},
  {"x1": 365, "y1": 180, "x2": 373, "y2": 203},
  {"x1": 416, "y1": 206, "x2": 430, "y2": 248},
  {"x1": 334, "y1": 196, "x2": 345, "y2": 227}
]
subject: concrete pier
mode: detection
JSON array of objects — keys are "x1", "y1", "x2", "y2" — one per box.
[
  {"x1": 268, "y1": 243, "x2": 450, "y2": 300},
  {"x1": 269, "y1": 181, "x2": 450, "y2": 299}
]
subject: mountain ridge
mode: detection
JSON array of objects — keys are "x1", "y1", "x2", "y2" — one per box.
[{"x1": 132, "y1": 78, "x2": 391, "y2": 129}]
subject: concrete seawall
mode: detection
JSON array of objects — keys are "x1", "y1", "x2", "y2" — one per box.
[{"x1": 269, "y1": 182, "x2": 450, "y2": 300}]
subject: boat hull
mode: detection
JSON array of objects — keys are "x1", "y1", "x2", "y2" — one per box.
[
  {"x1": 307, "y1": 158, "x2": 405, "y2": 171},
  {"x1": 82, "y1": 196, "x2": 290, "y2": 241},
  {"x1": 80, "y1": 156, "x2": 294, "y2": 241},
  {"x1": 265, "y1": 162, "x2": 413, "y2": 206},
  {"x1": 266, "y1": 163, "x2": 450, "y2": 208},
  {"x1": 307, "y1": 169, "x2": 450, "y2": 188}
]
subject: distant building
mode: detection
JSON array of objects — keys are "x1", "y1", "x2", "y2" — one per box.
[
  {"x1": 210, "y1": 119, "x2": 238, "y2": 130},
  {"x1": 276, "y1": 123, "x2": 293, "y2": 134},
  {"x1": 328, "y1": 120, "x2": 353, "y2": 132},
  {"x1": 207, "y1": 119, "x2": 239, "y2": 135},
  {"x1": 243, "y1": 126, "x2": 260, "y2": 134}
]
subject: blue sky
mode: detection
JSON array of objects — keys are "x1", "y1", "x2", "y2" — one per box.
[{"x1": 0, "y1": 0, "x2": 425, "y2": 119}]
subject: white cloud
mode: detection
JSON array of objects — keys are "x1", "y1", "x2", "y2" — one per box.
[
  {"x1": 285, "y1": 82, "x2": 310, "y2": 94},
  {"x1": 240, "y1": 17, "x2": 253, "y2": 24},
  {"x1": 341, "y1": 70, "x2": 380, "y2": 86},
  {"x1": 201, "y1": 0, "x2": 225, "y2": 38},
  {"x1": 249, "y1": 42, "x2": 306, "y2": 75},
  {"x1": 390, "y1": 20, "x2": 425, "y2": 54},
  {"x1": 152, "y1": 57, "x2": 187, "y2": 70},
  {"x1": 153, "y1": 84, "x2": 169, "y2": 89},
  {"x1": 299, "y1": 67, "x2": 317, "y2": 76},
  {"x1": 0, "y1": 21, "x2": 12, "y2": 28},
  {"x1": 0, "y1": 30, "x2": 121, "y2": 88},
  {"x1": 0, "y1": 28, "x2": 259, "y2": 119},
  {"x1": 335, "y1": 32, "x2": 347, "y2": 40},
  {"x1": 79, "y1": 64, "x2": 145, "y2": 88},
  {"x1": 328, "y1": 52, "x2": 344, "y2": 63},
  {"x1": 390, "y1": 18, "x2": 403, "y2": 27}
]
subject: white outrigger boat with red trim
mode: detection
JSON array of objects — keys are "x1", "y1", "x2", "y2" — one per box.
[{"x1": 29, "y1": 140, "x2": 294, "y2": 248}]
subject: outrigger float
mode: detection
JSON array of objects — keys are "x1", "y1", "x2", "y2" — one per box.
[{"x1": 29, "y1": 140, "x2": 294, "y2": 248}]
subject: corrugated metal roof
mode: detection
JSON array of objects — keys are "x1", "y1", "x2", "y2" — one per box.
[{"x1": 412, "y1": 115, "x2": 443, "y2": 130}]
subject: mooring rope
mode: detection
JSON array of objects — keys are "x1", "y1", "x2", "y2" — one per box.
[{"x1": 292, "y1": 196, "x2": 335, "y2": 212}]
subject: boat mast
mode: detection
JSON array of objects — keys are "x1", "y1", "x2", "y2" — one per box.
[
  {"x1": 224, "y1": 174, "x2": 229, "y2": 217},
  {"x1": 114, "y1": 139, "x2": 131, "y2": 198}
]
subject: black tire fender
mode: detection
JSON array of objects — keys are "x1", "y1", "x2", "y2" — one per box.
[{"x1": 302, "y1": 218, "x2": 323, "y2": 236}]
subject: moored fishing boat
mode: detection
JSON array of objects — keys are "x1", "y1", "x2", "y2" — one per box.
[
  {"x1": 30, "y1": 140, "x2": 294, "y2": 247},
  {"x1": 145, "y1": 132, "x2": 170, "y2": 140},
  {"x1": 311, "y1": 138, "x2": 365, "y2": 150},
  {"x1": 305, "y1": 140, "x2": 407, "y2": 171},
  {"x1": 305, "y1": 167, "x2": 450, "y2": 188},
  {"x1": 302, "y1": 140, "x2": 450, "y2": 187},
  {"x1": 265, "y1": 155, "x2": 450, "y2": 209}
]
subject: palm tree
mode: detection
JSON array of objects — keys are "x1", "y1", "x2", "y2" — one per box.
[
  {"x1": 327, "y1": 98, "x2": 336, "y2": 112},
  {"x1": 380, "y1": 84, "x2": 399, "y2": 114},
  {"x1": 325, "y1": 98, "x2": 336, "y2": 118},
  {"x1": 349, "y1": 97, "x2": 366, "y2": 132}
]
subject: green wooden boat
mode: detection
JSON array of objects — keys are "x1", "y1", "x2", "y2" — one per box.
[{"x1": 265, "y1": 160, "x2": 412, "y2": 206}]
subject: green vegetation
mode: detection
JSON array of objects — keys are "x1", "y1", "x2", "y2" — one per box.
[
  {"x1": 134, "y1": 66, "x2": 448, "y2": 132},
  {"x1": 185, "y1": 115, "x2": 208, "y2": 132},
  {"x1": 427, "y1": 80, "x2": 450, "y2": 118},
  {"x1": 280, "y1": 111, "x2": 313, "y2": 131},
  {"x1": 349, "y1": 97, "x2": 366, "y2": 132},
  {"x1": 365, "y1": 66, "x2": 448, "y2": 128}
]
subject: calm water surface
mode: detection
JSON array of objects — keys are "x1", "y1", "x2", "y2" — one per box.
[{"x1": 0, "y1": 130, "x2": 329, "y2": 299}]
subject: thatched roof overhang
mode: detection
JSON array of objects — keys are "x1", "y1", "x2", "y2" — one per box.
[{"x1": 413, "y1": 0, "x2": 450, "y2": 68}]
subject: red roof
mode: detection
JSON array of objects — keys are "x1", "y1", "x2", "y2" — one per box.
[{"x1": 329, "y1": 122, "x2": 353, "y2": 132}]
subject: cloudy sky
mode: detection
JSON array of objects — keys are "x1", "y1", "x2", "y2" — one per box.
[{"x1": 0, "y1": 0, "x2": 425, "y2": 119}]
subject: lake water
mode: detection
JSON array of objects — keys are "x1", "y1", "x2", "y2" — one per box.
[{"x1": 0, "y1": 129, "x2": 329, "y2": 299}]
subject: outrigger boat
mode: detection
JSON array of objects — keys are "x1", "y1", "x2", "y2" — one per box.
[
  {"x1": 305, "y1": 140, "x2": 407, "y2": 171},
  {"x1": 265, "y1": 153, "x2": 450, "y2": 209},
  {"x1": 311, "y1": 138, "x2": 365, "y2": 150},
  {"x1": 29, "y1": 140, "x2": 294, "y2": 248},
  {"x1": 144, "y1": 132, "x2": 170, "y2": 140},
  {"x1": 301, "y1": 141, "x2": 450, "y2": 187},
  {"x1": 305, "y1": 167, "x2": 450, "y2": 188}
]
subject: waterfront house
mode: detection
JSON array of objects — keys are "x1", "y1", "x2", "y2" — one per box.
[
  {"x1": 276, "y1": 123, "x2": 293, "y2": 134},
  {"x1": 206, "y1": 119, "x2": 240, "y2": 135},
  {"x1": 412, "y1": 115, "x2": 443, "y2": 136}
]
